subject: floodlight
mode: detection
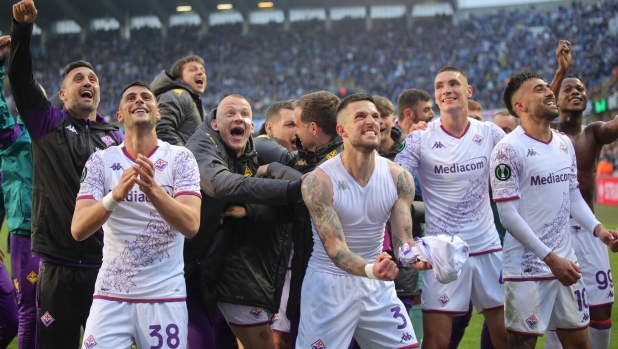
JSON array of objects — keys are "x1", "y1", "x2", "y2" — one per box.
[
  {"x1": 176, "y1": 6, "x2": 192, "y2": 12},
  {"x1": 217, "y1": 4, "x2": 234, "y2": 10},
  {"x1": 258, "y1": 2, "x2": 274, "y2": 8}
]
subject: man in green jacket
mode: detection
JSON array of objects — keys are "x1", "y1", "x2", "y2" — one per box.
[{"x1": 0, "y1": 34, "x2": 38, "y2": 349}]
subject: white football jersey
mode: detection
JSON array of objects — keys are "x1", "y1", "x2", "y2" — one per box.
[
  {"x1": 395, "y1": 118, "x2": 504, "y2": 254},
  {"x1": 490, "y1": 127, "x2": 578, "y2": 280},
  {"x1": 77, "y1": 140, "x2": 201, "y2": 301},
  {"x1": 308, "y1": 154, "x2": 397, "y2": 275}
]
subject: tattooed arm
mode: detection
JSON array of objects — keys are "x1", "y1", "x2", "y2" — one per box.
[
  {"x1": 302, "y1": 169, "x2": 398, "y2": 279},
  {"x1": 388, "y1": 163, "x2": 431, "y2": 270}
]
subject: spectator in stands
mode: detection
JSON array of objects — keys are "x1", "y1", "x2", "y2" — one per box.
[
  {"x1": 598, "y1": 156, "x2": 614, "y2": 176},
  {"x1": 151, "y1": 55, "x2": 206, "y2": 146}
]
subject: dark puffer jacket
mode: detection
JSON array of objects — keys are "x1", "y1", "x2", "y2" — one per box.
[
  {"x1": 185, "y1": 109, "x2": 302, "y2": 321},
  {"x1": 151, "y1": 71, "x2": 205, "y2": 146}
]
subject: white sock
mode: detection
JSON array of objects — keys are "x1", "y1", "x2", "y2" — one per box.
[
  {"x1": 589, "y1": 327, "x2": 611, "y2": 349},
  {"x1": 544, "y1": 330, "x2": 563, "y2": 349}
]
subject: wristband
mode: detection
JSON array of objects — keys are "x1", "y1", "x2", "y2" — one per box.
[
  {"x1": 102, "y1": 192, "x2": 119, "y2": 212},
  {"x1": 365, "y1": 263, "x2": 378, "y2": 279}
]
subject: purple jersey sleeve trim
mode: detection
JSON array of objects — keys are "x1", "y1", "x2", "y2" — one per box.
[
  {"x1": 24, "y1": 106, "x2": 66, "y2": 141},
  {"x1": 0, "y1": 124, "x2": 22, "y2": 150}
]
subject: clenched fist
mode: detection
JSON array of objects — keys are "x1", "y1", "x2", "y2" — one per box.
[{"x1": 13, "y1": 0, "x2": 38, "y2": 24}]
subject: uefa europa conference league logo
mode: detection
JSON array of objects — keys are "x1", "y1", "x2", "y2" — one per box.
[{"x1": 495, "y1": 164, "x2": 511, "y2": 181}]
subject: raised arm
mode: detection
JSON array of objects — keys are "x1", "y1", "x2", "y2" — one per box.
[
  {"x1": 9, "y1": 0, "x2": 65, "y2": 140},
  {"x1": 549, "y1": 40, "x2": 572, "y2": 100},
  {"x1": 595, "y1": 115, "x2": 618, "y2": 145},
  {"x1": 302, "y1": 169, "x2": 398, "y2": 280},
  {"x1": 0, "y1": 36, "x2": 23, "y2": 151}
]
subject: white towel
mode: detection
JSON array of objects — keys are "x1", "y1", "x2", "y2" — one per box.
[{"x1": 398, "y1": 235, "x2": 469, "y2": 284}]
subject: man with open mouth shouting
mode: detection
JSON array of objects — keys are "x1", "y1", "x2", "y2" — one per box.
[
  {"x1": 185, "y1": 94, "x2": 303, "y2": 349},
  {"x1": 8, "y1": 1, "x2": 124, "y2": 348},
  {"x1": 152, "y1": 55, "x2": 207, "y2": 146}
]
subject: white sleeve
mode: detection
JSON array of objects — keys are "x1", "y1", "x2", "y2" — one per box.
[
  {"x1": 76, "y1": 151, "x2": 105, "y2": 201},
  {"x1": 570, "y1": 188, "x2": 601, "y2": 235},
  {"x1": 497, "y1": 200, "x2": 552, "y2": 260},
  {"x1": 490, "y1": 142, "x2": 521, "y2": 201},
  {"x1": 490, "y1": 122, "x2": 506, "y2": 146},
  {"x1": 394, "y1": 130, "x2": 421, "y2": 174},
  {"x1": 172, "y1": 148, "x2": 202, "y2": 199}
]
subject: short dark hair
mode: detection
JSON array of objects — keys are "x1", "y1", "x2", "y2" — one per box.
[
  {"x1": 503, "y1": 72, "x2": 544, "y2": 118},
  {"x1": 337, "y1": 93, "x2": 374, "y2": 115},
  {"x1": 118, "y1": 81, "x2": 155, "y2": 108},
  {"x1": 437, "y1": 66, "x2": 467, "y2": 78},
  {"x1": 265, "y1": 100, "x2": 295, "y2": 124},
  {"x1": 397, "y1": 89, "x2": 431, "y2": 122},
  {"x1": 170, "y1": 55, "x2": 205, "y2": 79},
  {"x1": 295, "y1": 91, "x2": 340, "y2": 136},
  {"x1": 372, "y1": 95, "x2": 395, "y2": 116},
  {"x1": 467, "y1": 99, "x2": 482, "y2": 112},
  {"x1": 61, "y1": 61, "x2": 95, "y2": 88}
]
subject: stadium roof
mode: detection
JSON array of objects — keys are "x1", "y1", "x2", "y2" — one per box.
[{"x1": 0, "y1": 0, "x2": 457, "y2": 33}]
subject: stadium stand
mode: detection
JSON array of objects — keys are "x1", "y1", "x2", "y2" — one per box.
[{"x1": 2, "y1": 1, "x2": 618, "y2": 121}]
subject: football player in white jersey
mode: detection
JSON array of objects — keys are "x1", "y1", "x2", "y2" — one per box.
[
  {"x1": 297, "y1": 93, "x2": 429, "y2": 349},
  {"x1": 71, "y1": 81, "x2": 202, "y2": 349},
  {"x1": 491, "y1": 72, "x2": 618, "y2": 349},
  {"x1": 395, "y1": 67, "x2": 508, "y2": 349}
]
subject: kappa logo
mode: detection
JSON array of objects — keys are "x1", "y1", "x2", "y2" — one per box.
[
  {"x1": 27, "y1": 271, "x2": 38, "y2": 284},
  {"x1": 609, "y1": 291, "x2": 614, "y2": 298},
  {"x1": 337, "y1": 181, "x2": 349, "y2": 190},
  {"x1": 582, "y1": 313, "x2": 590, "y2": 322},
  {"x1": 154, "y1": 159, "x2": 168, "y2": 171},
  {"x1": 110, "y1": 163, "x2": 124, "y2": 171},
  {"x1": 571, "y1": 225, "x2": 582, "y2": 233},
  {"x1": 560, "y1": 142, "x2": 568, "y2": 153},
  {"x1": 526, "y1": 149, "x2": 539, "y2": 157},
  {"x1": 66, "y1": 125, "x2": 78, "y2": 134},
  {"x1": 13, "y1": 279, "x2": 19, "y2": 293},
  {"x1": 101, "y1": 135, "x2": 114, "y2": 147},
  {"x1": 432, "y1": 142, "x2": 446, "y2": 149},
  {"x1": 400, "y1": 332, "x2": 413, "y2": 342},
  {"x1": 526, "y1": 314, "x2": 538, "y2": 328},
  {"x1": 250, "y1": 307, "x2": 262, "y2": 318},
  {"x1": 473, "y1": 134, "x2": 484, "y2": 144},
  {"x1": 296, "y1": 159, "x2": 307, "y2": 166},
  {"x1": 311, "y1": 339, "x2": 326, "y2": 349},
  {"x1": 438, "y1": 293, "x2": 450, "y2": 305},
  {"x1": 41, "y1": 311, "x2": 55, "y2": 327},
  {"x1": 84, "y1": 335, "x2": 97, "y2": 349}
]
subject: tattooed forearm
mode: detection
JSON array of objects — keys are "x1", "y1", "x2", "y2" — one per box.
[
  {"x1": 333, "y1": 250, "x2": 369, "y2": 276},
  {"x1": 507, "y1": 333, "x2": 537, "y2": 349},
  {"x1": 303, "y1": 172, "x2": 368, "y2": 277}
]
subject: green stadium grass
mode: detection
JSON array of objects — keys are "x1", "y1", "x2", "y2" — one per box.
[{"x1": 1, "y1": 204, "x2": 617, "y2": 349}]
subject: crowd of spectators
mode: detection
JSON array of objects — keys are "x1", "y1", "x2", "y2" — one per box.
[
  {"x1": 2, "y1": 1, "x2": 618, "y2": 121},
  {"x1": 599, "y1": 140, "x2": 618, "y2": 176}
]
